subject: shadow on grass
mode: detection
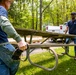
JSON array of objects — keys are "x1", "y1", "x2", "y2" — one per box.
[
  {"x1": 33, "y1": 58, "x2": 76, "y2": 75},
  {"x1": 16, "y1": 54, "x2": 76, "y2": 75},
  {"x1": 18, "y1": 56, "x2": 58, "y2": 72}
]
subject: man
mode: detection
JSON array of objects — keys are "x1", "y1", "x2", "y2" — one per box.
[
  {"x1": 0, "y1": 0, "x2": 27, "y2": 75},
  {"x1": 63, "y1": 12, "x2": 76, "y2": 59}
]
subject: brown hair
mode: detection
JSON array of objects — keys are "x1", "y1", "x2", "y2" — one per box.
[
  {"x1": 0, "y1": 0, "x2": 14, "y2": 3},
  {"x1": 0, "y1": 0, "x2": 2, "y2": 2},
  {"x1": 0, "y1": 0, "x2": 14, "y2": 10}
]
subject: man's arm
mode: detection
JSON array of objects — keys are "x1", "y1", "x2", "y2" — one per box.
[
  {"x1": 0, "y1": 16, "x2": 27, "y2": 50},
  {"x1": 65, "y1": 26, "x2": 69, "y2": 34},
  {"x1": 0, "y1": 16, "x2": 22, "y2": 42}
]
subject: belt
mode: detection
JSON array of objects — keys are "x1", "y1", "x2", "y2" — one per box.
[{"x1": 0, "y1": 42, "x2": 10, "y2": 46}]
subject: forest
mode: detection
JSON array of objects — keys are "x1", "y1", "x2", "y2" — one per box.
[{"x1": 9, "y1": 0, "x2": 76, "y2": 30}]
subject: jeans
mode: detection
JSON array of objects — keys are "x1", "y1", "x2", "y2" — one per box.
[
  {"x1": 0, "y1": 59, "x2": 10, "y2": 75},
  {"x1": 65, "y1": 37, "x2": 76, "y2": 56},
  {"x1": 0, "y1": 43, "x2": 20, "y2": 75}
]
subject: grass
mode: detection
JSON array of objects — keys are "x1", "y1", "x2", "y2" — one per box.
[{"x1": 16, "y1": 47, "x2": 76, "y2": 75}]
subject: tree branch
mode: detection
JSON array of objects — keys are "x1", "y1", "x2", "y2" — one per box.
[{"x1": 42, "y1": 0, "x2": 53, "y2": 13}]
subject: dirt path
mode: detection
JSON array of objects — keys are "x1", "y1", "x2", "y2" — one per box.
[{"x1": 8, "y1": 37, "x2": 60, "y2": 56}]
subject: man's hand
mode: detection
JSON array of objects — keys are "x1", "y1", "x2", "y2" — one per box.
[
  {"x1": 12, "y1": 41, "x2": 28, "y2": 60},
  {"x1": 18, "y1": 40, "x2": 27, "y2": 51}
]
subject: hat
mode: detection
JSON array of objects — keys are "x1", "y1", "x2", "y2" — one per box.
[{"x1": 71, "y1": 12, "x2": 76, "y2": 15}]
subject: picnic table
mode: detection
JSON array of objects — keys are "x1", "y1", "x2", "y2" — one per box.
[{"x1": 14, "y1": 28, "x2": 76, "y2": 71}]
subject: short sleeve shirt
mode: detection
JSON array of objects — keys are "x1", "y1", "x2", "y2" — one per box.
[
  {"x1": 66, "y1": 20, "x2": 76, "y2": 35},
  {"x1": 0, "y1": 6, "x2": 8, "y2": 43},
  {"x1": 0, "y1": 6, "x2": 8, "y2": 18}
]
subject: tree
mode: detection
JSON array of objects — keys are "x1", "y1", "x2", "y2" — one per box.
[{"x1": 8, "y1": 0, "x2": 76, "y2": 30}]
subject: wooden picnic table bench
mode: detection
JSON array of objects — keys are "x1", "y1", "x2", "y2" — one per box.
[
  {"x1": 14, "y1": 28, "x2": 76, "y2": 71},
  {"x1": 15, "y1": 28, "x2": 76, "y2": 38}
]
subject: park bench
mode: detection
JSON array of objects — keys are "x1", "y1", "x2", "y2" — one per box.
[{"x1": 14, "y1": 28, "x2": 76, "y2": 71}]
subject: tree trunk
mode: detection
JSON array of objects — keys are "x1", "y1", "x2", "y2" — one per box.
[
  {"x1": 40, "y1": 0, "x2": 42, "y2": 30},
  {"x1": 32, "y1": 0, "x2": 34, "y2": 29}
]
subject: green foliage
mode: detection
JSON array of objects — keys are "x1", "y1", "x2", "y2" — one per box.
[{"x1": 8, "y1": 0, "x2": 76, "y2": 29}]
